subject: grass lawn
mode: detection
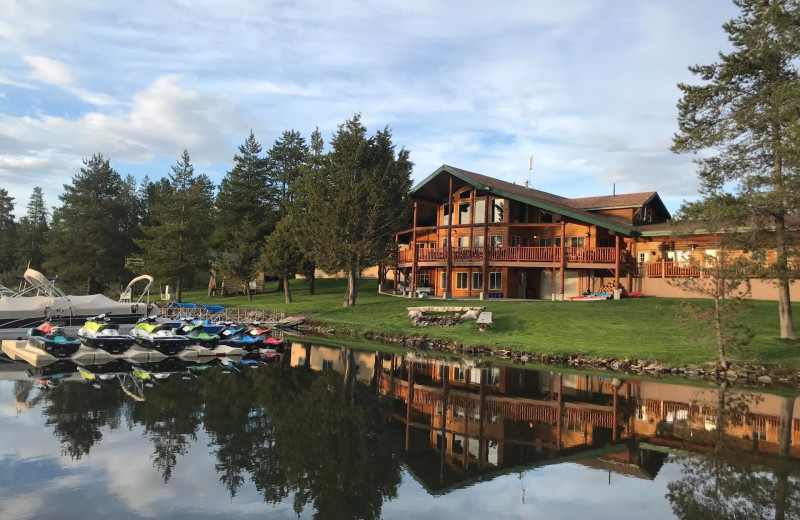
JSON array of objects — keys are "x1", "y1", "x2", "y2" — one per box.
[{"x1": 183, "y1": 278, "x2": 800, "y2": 367}]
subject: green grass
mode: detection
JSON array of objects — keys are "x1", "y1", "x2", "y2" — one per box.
[{"x1": 183, "y1": 278, "x2": 800, "y2": 367}]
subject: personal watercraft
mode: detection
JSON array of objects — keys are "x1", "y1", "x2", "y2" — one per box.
[
  {"x1": 27, "y1": 317, "x2": 81, "y2": 358},
  {"x1": 77, "y1": 314, "x2": 135, "y2": 354},
  {"x1": 130, "y1": 316, "x2": 193, "y2": 355}
]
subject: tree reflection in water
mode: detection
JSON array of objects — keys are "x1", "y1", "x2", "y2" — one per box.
[
  {"x1": 126, "y1": 374, "x2": 204, "y2": 482},
  {"x1": 40, "y1": 378, "x2": 126, "y2": 460},
  {"x1": 666, "y1": 384, "x2": 799, "y2": 519}
]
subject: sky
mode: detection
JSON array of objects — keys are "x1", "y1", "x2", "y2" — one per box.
[{"x1": 0, "y1": 0, "x2": 740, "y2": 216}]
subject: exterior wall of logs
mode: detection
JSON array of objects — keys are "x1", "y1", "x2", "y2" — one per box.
[{"x1": 396, "y1": 177, "x2": 628, "y2": 299}]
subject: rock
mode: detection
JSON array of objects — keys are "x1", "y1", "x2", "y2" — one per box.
[
  {"x1": 757, "y1": 375, "x2": 772, "y2": 384},
  {"x1": 610, "y1": 361, "x2": 621, "y2": 371}
]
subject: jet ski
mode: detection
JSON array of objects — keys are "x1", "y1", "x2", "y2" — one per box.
[
  {"x1": 217, "y1": 324, "x2": 264, "y2": 351},
  {"x1": 246, "y1": 323, "x2": 286, "y2": 351},
  {"x1": 174, "y1": 319, "x2": 220, "y2": 348},
  {"x1": 130, "y1": 316, "x2": 193, "y2": 355},
  {"x1": 77, "y1": 359, "x2": 132, "y2": 384},
  {"x1": 77, "y1": 314, "x2": 135, "y2": 354},
  {"x1": 27, "y1": 317, "x2": 81, "y2": 358}
]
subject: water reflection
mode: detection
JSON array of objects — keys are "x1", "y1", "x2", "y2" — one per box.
[{"x1": 3, "y1": 342, "x2": 799, "y2": 519}]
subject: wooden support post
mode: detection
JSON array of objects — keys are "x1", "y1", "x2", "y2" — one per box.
[
  {"x1": 405, "y1": 361, "x2": 415, "y2": 451},
  {"x1": 559, "y1": 221, "x2": 566, "y2": 299},
  {"x1": 614, "y1": 234, "x2": 620, "y2": 292},
  {"x1": 411, "y1": 201, "x2": 418, "y2": 297},
  {"x1": 445, "y1": 175, "x2": 454, "y2": 298},
  {"x1": 390, "y1": 355, "x2": 395, "y2": 397},
  {"x1": 440, "y1": 366, "x2": 449, "y2": 485},
  {"x1": 557, "y1": 374, "x2": 563, "y2": 451},
  {"x1": 393, "y1": 249, "x2": 399, "y2": 293},
  {"x1": 612, "y1": 382, "x2": 619, "y2": 441},
  {"x1": 662, "y1": 255, "x2": 666, "y2": 279},
  {"x1": 482, "y1": 193, "x2": 490, "y2": 296},
  {"x1": 478, "y1": 369, "x2": 486, "y2": 470}
]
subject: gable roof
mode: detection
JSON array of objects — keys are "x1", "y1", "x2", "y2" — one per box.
[
  {"x1": 411, "y1": 165, "x2": 640, "y2": 236},
  {"x1": 570, "y1": 192, "x2": 657, "y2": 210}
]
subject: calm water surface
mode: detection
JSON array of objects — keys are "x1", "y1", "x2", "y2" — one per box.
[{"x1": 0, "y1": 341, "x2": 798, "y2": 519}]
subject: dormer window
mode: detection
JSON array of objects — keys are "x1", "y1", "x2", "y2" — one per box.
[{"x1": 635, "y1": 207, "x2": 653, "y2": 222}]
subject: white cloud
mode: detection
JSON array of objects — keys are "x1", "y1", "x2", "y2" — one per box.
[{"x1": 22, "y1": 55, "x2": 116, "y2": 106}]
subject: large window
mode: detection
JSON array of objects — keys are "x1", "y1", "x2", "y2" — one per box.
[
  {"x1": 540, "y1": 211, "x2": 553, "y2": 223},
  {"x1": 473, "y1": 235, "x2": 484, "y2": 247},
  {"x1": 456, "y1": 272, "x2": 468, "y2": 289},
  {"x1": 440, "y1": 272, "x2": 447, "y2": 290},
  {"x1": 510, "y1": 235, "x2": 521, "y2": 247},
  {"x1": 441, "y1": 237, "x2": 449, "y2": 247},
  {"x1": 599, "y1": 237, "x2": 614, "y2": 248},
  {"x1": 457, "y1": 236, "x2": 469, "y2": 247},
  {"x1": 419, "y1": 273, "x2": 430, "y2": 287},
  {"x1": 568, "y1": 236, "x2": 585, "y2": 247},
  {"x1": 459, "y1": 203, "x2": 470, "y2": 224},
  {"x1": 490, "y1": 235, "x2": 503, "y2": 247},
  {"x1": 491, "y1": 199, "x2": 505, "y2": 223},
  {"x1": 472, "y1": 272, "x2": 483, "y2": 290},
  {"x1": 474, "y1": 200, "x2": 486, "y2": 224},
  {"x1": 489, "y1": 272, "x2": 502, "y2": 290},
  {"x1": 538, "y1": 237, "x2": 561, "y2": 247},
  {"x1": 453, "y1": 367, "x2": 467, "y2": 382},
  {"x1": 442, "y1": 204, "x2": 451, "y2": 225}
]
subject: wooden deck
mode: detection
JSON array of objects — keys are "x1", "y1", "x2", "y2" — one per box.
[{"x1": 398, "y1": 246, "x2": 619, "y2": 267}]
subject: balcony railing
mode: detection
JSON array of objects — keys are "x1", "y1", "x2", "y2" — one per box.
[
  {"x1": 641, "y1": 261, "x2": 702, "y2": 278},
  {"x1": 398, "y1": 246, "x2": 618, "y2": 265}
]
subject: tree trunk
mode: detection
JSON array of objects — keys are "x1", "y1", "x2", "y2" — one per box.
[
  {"x1": 777, "y1": 396, "x2": 794, "y2": 457},
  {"x1": 342, "y1": 267, "x2": 361, "y2": 307},
  {"x1": 307, "y1": 270, "x2": 315, "y2": 295},
  {"x1": 246, "y1": 283, "x2": 252, "y2": 301},
  {"x1": 176, "y1": 278, "x2": 182, "y2": 303},
  {"x1": 714, "y1": 294, "x2": 727, "y2": 370},
  {"x1": 775, "y1": 397, "x2": 794, "y2": 520},
  {"x1": 774, "y1": 215, "x2": 795, "y2": 340},
  {"x1": 283, "y1": 275, "x2": 292, "y2": 303},
  {"x1": 343, "y1": 267, "x2": 360, "y2": 307},
  {"x1": 277, "y1": 278, "x2": 284, "y2": 291}
]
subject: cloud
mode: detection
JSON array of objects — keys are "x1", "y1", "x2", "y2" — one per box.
[{"x1": 22, "y1": 55, "x2": 116, "y2": 106}]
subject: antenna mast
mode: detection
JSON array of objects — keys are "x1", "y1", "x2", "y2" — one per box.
[{"x1": 525, "y1": 155, "x2": 532, "y2": 188}]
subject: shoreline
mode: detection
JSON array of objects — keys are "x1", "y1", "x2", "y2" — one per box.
[{"x1": 301, "y1": 320, "x2": 800, "y2": 390}]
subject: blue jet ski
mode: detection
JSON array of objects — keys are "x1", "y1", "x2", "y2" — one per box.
[{"x1": 28, "y1": 317, "x2": 81, "y2": 358}]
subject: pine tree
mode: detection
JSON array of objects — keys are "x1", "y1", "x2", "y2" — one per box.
[
  {"x1": 0, "y1": 188, "x2": 16, "y2": 279},
  {"x1": 214, "y1": 131, "x2": 275, "y2": 300},
  {"x1": 267, "y1": 129, "x2": 308, "y2": 216},
  {"x1": 16, "y1": 187, "x2": 48, "y2": 271},
  {"x1": 296, "y1": 115, "x2": 412, "y2": 307},
  {"x1": 262, "y1": 216, "x2": 305, "y2": 303},
  {"x1": 672, "y1": 0, "x2": 800, "y2": 340},
  {"x1": 44, "y1": 154, "x2": 138, "y2": 294},
  {"x1": 136, "y1": 150, "x2": 215, "y2": 302}
]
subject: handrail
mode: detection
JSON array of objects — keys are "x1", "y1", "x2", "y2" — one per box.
[{"x1": 398, "y1": 246, "x2": 618, "y2": 264}]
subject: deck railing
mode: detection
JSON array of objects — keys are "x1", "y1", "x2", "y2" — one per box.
[
  {"x1": 397, "y1": 246, "x2": 618, "y2": 264},
  {"x1": 640, "y1": 261, "x2": 702, "y2": 278}
]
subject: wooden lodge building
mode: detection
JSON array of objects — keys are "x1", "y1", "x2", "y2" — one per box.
[
  {"x1": 394, "y1": 165, "x2": 799, "y2": 301},
  {"x1": 288, "y1": 343, "x2": 800, "y2": 494}
]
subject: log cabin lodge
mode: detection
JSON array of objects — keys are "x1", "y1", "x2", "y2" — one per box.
[
  {"x1": 292, "y1": 343, "x2": 800, "y2": 493},
  {"x1": 392, "y1": 165, "x2": 799, "y2": 301}
]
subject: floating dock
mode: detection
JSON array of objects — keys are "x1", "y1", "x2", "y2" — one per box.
[{"x1": 0, "y1": 340, "x2": 232, "y2": 366}]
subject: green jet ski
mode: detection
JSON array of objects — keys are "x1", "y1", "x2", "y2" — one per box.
[{"x1": 130, "y1": 316, "x2": 193, "y2": 355}]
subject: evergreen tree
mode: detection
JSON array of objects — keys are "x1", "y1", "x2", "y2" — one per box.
[
  {"x1": 16, "y1": 187, "x2": 49, "y2": 271},
  {"x1": 266, "y1": 129, "x2": 308, "y2": 216},
  {"x1": 214, "y1": 131, "x2": 275, "y2": 300},
  {"x1": 262, "y1": 217, "x2": 305, "y2": 303},
  {"x1": 44, "y1": 154, "x2": 138, "y2": 294},
  {"x1": 136, "y1": 150, "x2": 215, "y2": 302},
  {"x1": 0, "y1": 188, "x2": 16, "y2": 278},
  {"x1": 672, "y1": 0, "x2": 800, "y2": 340},
  {"x1": 296, "y1": 115, "x2": 412, "y2": 307}
]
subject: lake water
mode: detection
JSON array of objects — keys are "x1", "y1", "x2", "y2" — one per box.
[{"x1": 0, "y1": 340, "x2": 798, "y2": 519}]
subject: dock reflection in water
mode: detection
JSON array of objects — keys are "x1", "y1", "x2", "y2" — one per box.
[{"x1": 0, "y1": 341, "x2": 798, "y2": 519}]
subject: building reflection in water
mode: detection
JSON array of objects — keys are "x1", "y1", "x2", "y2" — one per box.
[{"x1": 290, "y1": 343, "x2": 799, "y2": 495}]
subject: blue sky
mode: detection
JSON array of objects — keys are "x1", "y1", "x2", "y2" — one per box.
[{"x1": 0, "y1": 0, "x2": 739, "y2": 215}]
